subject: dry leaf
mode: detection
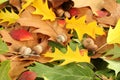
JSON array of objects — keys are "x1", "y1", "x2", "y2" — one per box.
[
  {"x1": 17, "y1": 7, "x2": 57, "y2": 38},
  {"x1": 0, "y1": 30, "x2": 23, "y2": 53},
  {"x1": 0, "y1": 2, "x2": 7, "y2": 9},
  {"x1": 77, "y1": 7, "x2": 94, "y2": 23},
  {"x1": 0, "y1": 54, "x2": 7, "y2": 62},
  {"x1": 92, "y1": 35, "x2": 113, "y2": 58},
  {"x1": 19, "y1": 56, "x2": 51, "y2": 63},
  {"x1": 18, "y1": 7, "x2": 69, "y2": 41},
  {"x1": 97, "y1": 0, "x2": 120, "y2": 26},
  {"x1": 72, "y1": 0, "x2": 104, "y2": 13},
  {"x1": 49, "y1": 0, "x2": 69, "y2": 8},
  {"x1": 44, "y1": 46, "x2": 90, "y2": 65},
  {"x1": 9, "y1": 0, "x2": 21, "y2": 10},
  {"x1": 9, "y1": 60, "x2": 33, "y2": 80}
]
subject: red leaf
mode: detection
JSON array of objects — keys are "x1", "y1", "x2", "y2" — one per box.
[
  {"x1": 95, "y1": 10, "x2": 108, "y2": 18},
  {"x1": 18, "y1": 71, "x2": 37, "y2": 80},
  {"x1": 69, "y1": 8, "x2": 80, "y2": 16},
  {"x1": 10, "y1": 29, "x2": 33, "y2": 41}
]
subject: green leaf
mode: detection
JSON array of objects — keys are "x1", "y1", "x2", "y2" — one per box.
[
  {"x1": 105, "y1": 44, "x2": 120, "y2": 59},
  {"x1": 0, "y1": 0, "x2": 8, "y2": 5},
  {"x1": 117, "y1": 0, "x2": 120, "y2": 3},
  {"x1": 103, "y1": 57, "x2": 120, "y2": 76},
  {"x1": 48, "y1": 41, "x2": 67, "y2": 53},
  {"x1": 29, "y1": 62, "x2": 95, "y2": 80},
  {"x1": 69, "y1": 40, "x2": 77, "y2": 51},
  {"x1": 0, "y1": 38, "x2": 8, "y2": 54},
  {"x1": 95, "y1": 69, "x2": 115, "y2": 78},
  {"x1": 0, "y1": 60, "x2": 11, "y2": 80}
]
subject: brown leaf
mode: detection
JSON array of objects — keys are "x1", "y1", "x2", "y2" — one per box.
[
  {"x1": 49, "y1": 0, "x2": 69, "y2": 8},
  {"x1": 77, "y1": 7, "x2": 94, "y2": 23},
  {"x1": 97, "y1": 0, "x2": 120, "y2": 26},
  {"x1": 0, "y1": 30, "x2": 23, "y2": 53},
  {"x1": 17, "y1": 6, "x2": 69, "y2": 42},
  {"x1": 19, "y1": 55, "x2": 51, "y2": 63},
  {"x1": 72, "y1": 0, "x2": 104, "y2": 13},
  {"x1": 91, "y1": 35, "x2": 113, "y2": 58},
  {"x1": 0, "y1": 54, "x2": 7, "y2": 62},
  {"x1": 9, "y1": 60, "x2": 33, "y2": 80},
  {"x1": 17, "y1": 7, "x2": 57, "y2": 38},
  {"x1": 0, "y1": 2, "x2": 7, "y2": 9},
  {"x1": 9, "y1": 0, "x2": 21, "y2": 10}
]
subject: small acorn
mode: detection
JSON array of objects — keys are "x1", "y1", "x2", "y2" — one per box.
[
  {"x1": 19, "y1": 46, "x2": 32, "y2": 57},
  {"x1": 56, "y1": 34, "x2": 67, "y2": 43},
  {"x1": 83, "y1": 38, "x2": 98, "y2": 51}
]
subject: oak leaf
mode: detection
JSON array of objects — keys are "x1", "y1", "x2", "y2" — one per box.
[
  {"x1": 0, "y1": 30, "x2": 23, "y2": 53},
  {"x1": 9, "y1": 0, "x2": 21, "y2": 10},
  {"x1": 96, "y1": 0, "x2": 119, "y2": 26},
  {"x1": 105, "y1": 44, "x2": 120, "y2": 59},
  {"x1": 107, "y1": 19, "x2": 120, "y2": 44},
  {"x1": 17, "y1": 7, "x2": 68, "y2": 41},
  {"x1": 32, "y1": 0, "x2": 56, "y2": 21},
  {"x1": 0, "y1": 9, "x2": 19, "y2": 25},
  {"x1": 66, "y1": 16, "x2": 105, "y2": 40},
  {"x1": 44, "y1": 46, "x2": 90, "y2": 65},
  {"x1": 9, "y1": 61, "x2": 33, "y2": 80},
  {"x1": 72, "y1": 0, "x2": 104, "y2": 13},
  {"x1": 103, "y1": 57, "x2": 120, "y2": 76}
]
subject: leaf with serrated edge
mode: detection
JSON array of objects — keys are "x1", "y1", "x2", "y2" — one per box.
[
  {"x1": 0, "y1": 60, "x2": 11, "y2": 80},
  {"x1": 29, "y1": 62, "x2": 95, "y2": 80},
  {"x1": 103, "y1": 57, "x2": 120, "y2": 76},
  {"x1": 44, "y1": 46, "x2": 90, "y2": 65},
  {"x1": 32, "y1": 0, "x2": 56, "y2": 21},
  {"x1": 0, "y1": 38, "x2": 8, "y2": 54},
  {"x1": 66, "y1": 16, "x2": 105, "y2": 40},
  {"x1": 105, "y1": 44, "x2": 120, "y2": 59},
  {"x1": 0, "y1": 9, "x2": 19, "y2": 25},
  {"x1": 107, "y1": 19, "x2": 120, "y2": 44}
]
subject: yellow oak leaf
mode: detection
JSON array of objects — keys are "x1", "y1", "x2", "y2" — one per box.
[
  {"x1": 44, "y1": 46, "x2": 90, "y2": 66},
  {"x1": 32, "y1": 0, "x2": 56, "y2": 21},
  {"x1": 0, "y1": 9, "x2": 19, "y2": 25},
  {"x1": 107, "y1": 19, "x2": 120, "y2": 44},
  {"x1": 20, "y1": 0, "x2": 35, "y2": 13},
  {"x1": 66, "y1": 16, "x2": 105, "y2": 40}
]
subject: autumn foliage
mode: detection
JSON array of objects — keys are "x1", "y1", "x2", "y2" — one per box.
[{"x1": 0, "y1": 0, "x2": 120, "y2": 80}]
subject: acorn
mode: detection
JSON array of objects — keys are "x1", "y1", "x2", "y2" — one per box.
[{"x1": 83, "y1": 38, "x2": 98, "y2": 51}]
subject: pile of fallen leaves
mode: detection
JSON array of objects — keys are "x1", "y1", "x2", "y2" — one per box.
[{"x1": 1, "y1": 0, "x2": 120, "y2": 80}]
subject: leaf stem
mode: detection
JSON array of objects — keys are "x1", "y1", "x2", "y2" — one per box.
[{"x1": 95, "y1": 43, "x2": 108, "y2": 52}]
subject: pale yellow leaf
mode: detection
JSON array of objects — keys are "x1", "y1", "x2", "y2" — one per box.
[
  {"x1": 32, "y1": 0, "x2": 56, "y2": 21},
  {"x1": 107, "y1": 19, "x2": 120, "y2": 44},
  {"x1": 44, "y1": 46, "x2": 90, "y2": 66},
  {"x1": 0, "y1": 9, "x2": 19, "y2": 25},
  {"x1": 66, "y1": 16, "x2": 105, "y2": 40}
]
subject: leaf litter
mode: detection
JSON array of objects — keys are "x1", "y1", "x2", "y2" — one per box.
[{"x1": 0, "y1": 0, "x2": 120, "y2": 80}]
